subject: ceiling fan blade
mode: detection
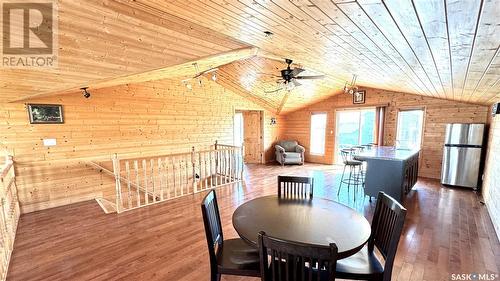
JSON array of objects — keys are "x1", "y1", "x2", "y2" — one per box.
[
  {"x1": 264, "y1": 88, "x2": 283, "y2": 93},
  {"x1": 192, "y1": 67, "x2": 219, "y2": 79},
  {"x1": 292, "y1": 79, "x2": 302, "y2": 87},
  {"x1": 291, "y1": 67, "x2": 305, "y2": 77},
  {"x1": 258, "y1": 72, "x2": 281, "y2": 76},
  {"x1": 295, "y1": 75, "x2": 325, "y2": 80}
]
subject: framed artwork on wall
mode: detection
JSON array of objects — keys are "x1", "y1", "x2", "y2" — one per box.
[
  {"x1": 27, "y1": 104, "x2": 64, "y2": 124},
  {"x1": 353, "y1": 90, "x2": 366, "y2": 104}
]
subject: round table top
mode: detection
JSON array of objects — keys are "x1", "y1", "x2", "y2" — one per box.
[{"x1": 232, "y1": 195, "x2": 371, "y2": 259}]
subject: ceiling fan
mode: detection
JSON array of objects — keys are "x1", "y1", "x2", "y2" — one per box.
[
  {"x1": 263, "y1": 59, "x2": 325, "y2": 93},
  {"x1": 181, "y1": 63, "x2": 218, "y2": 90}
]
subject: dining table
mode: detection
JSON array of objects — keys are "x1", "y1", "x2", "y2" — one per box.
[{"x1": 232, "y1": 195, "x2": 372, "y2": 259}]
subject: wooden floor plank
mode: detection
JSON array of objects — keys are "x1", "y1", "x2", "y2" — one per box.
[{"x1": 7, "y1": 163, "x2": 500, "y2": 281}]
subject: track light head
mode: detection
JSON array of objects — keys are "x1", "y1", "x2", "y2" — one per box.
[{"x1": 81, "y1": 87, "x2": 91, "y2": 98}]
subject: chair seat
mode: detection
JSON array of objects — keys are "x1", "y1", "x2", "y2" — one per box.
[
  {"x1": 336, "y1": 246, "x2": 384, "y2": 280},
  {"x1": 284, "y1": 152, "x2": 302, "y2": 158},
  {"x1": 217, "y1": 238, "x2": 260, "y2": 277},
  {"x1": 344, "y1": 160, "x2": 363, "y2": 166}
]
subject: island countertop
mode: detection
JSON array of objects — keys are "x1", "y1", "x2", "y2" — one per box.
[
  {"x1": 355, "y1": 146, "x2": 420, "y2": 161},
  {"x1": 353, "y1": 146, "x2": 420, "y2": 202}
]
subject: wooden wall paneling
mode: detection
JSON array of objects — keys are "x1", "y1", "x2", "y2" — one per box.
[
  {"x1": 1, "y1": 78, "x2": 282, "y2": 213},
  {"x1": 281, "y1": 87, "x2": 489, "y2": 178},
  {"x1": 483, "y1": 113, "x2": 500, "y2": 241}
]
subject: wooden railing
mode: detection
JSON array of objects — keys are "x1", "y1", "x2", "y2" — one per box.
[
  {"x1": 108, "y1": 142, "x2": 244, "y2": 213},
  {"x1": 0, "y1": 156, "x2": 20, "y2": 281}
]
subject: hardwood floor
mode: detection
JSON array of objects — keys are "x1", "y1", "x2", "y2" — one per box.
[{"x1": 8, "y1": 163, "x2": 500, "y2": 281}]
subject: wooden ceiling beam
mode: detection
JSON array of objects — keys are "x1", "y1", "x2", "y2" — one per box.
[{"x1": 12, "y1": 47, "x2": 259, "y2": 102}]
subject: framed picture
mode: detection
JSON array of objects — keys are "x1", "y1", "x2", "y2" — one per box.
[
  {"x1": 353, "y1": 90, "x2": 366, "y2": 104},
  {"x1": 27, "y1": 104, "x2": 64, "y2": 124}
]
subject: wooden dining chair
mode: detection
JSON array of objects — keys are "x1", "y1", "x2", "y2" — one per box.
[
  {"x1": 201, "y1": 190, "x2": 260, "y2": 281},
  {"x1": 258, "y1": 231, "x2": 338, "y2": 281},
  {"x1": 277, "y1": 175, "x2": 314, "y2": 199},
  {"x1": 335, "y1": 192, "x2": 407, "y2": 281}
]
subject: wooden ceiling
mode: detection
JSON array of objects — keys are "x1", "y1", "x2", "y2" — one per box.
[
  {"x1": 0, "y1": 0, "x2": 248, "y2": 102},
  {"x1": 214, "y1": 56, "x2": 342, "y2": 114},
  {"x1": 1, "y1": 0, "x2": 499, "y2": 110},
  {"x1": 139, "y1": 0, "x2": 500, "y2": 104}
]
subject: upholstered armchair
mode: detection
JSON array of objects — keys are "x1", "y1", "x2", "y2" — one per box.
[{"x1": 275, "y1": 140, "x2": 305, "y2": 166}]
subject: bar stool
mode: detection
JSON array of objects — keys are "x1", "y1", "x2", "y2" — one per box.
[{"x1": 338, "y1": 148, "x2": 364, "y2": 201}]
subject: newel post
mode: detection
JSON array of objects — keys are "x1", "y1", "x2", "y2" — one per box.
[{"x1": 112, "y1": 154, "x2": 123, "y2": 213}]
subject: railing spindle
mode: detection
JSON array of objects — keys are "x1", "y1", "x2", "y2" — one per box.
[{"x1": 142, "y1": 159, "x2": 148, "y2": 205}]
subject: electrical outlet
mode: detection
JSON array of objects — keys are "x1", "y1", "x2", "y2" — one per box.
[{"x1": 43, "y1": 138, "x2": 57, "y2": 147}]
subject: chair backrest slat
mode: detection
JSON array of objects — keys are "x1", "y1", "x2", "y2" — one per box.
[
  {"x1": 278, "y1": 176, "x2": 314, "y2": 199},
  {"x1": 201, "y1": 190, "x2": 223, "y2": 270},
  {"x1": 258, "y1": 231, "x2": 338, "y2": 281},
  {"x1": 369, "y1": 192, "x2": 407, "y2": 281}
]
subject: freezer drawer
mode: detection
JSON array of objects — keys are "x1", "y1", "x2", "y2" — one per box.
[
  {"x1": 444, "y1": 124, "x2": 484, "y2": 146},
  {"x1": 441, "y1": 146, "x2": 481, "y2": 188}
]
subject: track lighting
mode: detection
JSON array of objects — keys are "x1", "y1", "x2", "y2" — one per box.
[
  {"x1": 211, "y1": 72, "x2": 217, "y2": 81},
  {"x1": 81, "y1": 87, "x2": 91, "y2": 98},
  {"x1": 343, "y1": 74, "x2": 358, "y2": 95}
]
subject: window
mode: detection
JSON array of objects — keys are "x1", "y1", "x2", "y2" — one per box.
[
  {"x1": 310, "y1": 113, "x2": 327, "y2": 155},
  {"x1": 334, "y1": 108, "x2": 376, "y2": 164},
  {"x1": 396, "y1": 109, "x2": 424, "y2": 149}
]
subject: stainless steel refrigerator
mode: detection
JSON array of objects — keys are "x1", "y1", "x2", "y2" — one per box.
[{"x1": 441, "y1": 123, "x2": 485, "y2": 189}]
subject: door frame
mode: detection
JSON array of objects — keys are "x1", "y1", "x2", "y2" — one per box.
[
  {"x1": 395, "y1": 106, "x2": 426, "y2": 150},
  {"x1": 234, "y1": 109, "x2": 265, "y2": 164}
]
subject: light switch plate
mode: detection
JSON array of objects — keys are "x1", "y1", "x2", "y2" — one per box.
[{"x1": 43, "y1": 138, "x2": 57, "y2": 147}]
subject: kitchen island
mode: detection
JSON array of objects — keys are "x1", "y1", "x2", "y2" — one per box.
[{"x1": 355, "y1": 146, "x2": 420, "y2": 203}]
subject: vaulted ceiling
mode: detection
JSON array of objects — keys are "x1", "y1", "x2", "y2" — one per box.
[
  {"x1": 214, "y1": 56, "x2": 342, "y2": 114},
  {"x1": 1, "y1": 0, "x2": 499, "y2": 112}
]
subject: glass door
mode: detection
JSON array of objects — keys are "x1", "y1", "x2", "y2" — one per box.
[{"x1": 335, "y1": 108, "x2": 376, "y2": 164}]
